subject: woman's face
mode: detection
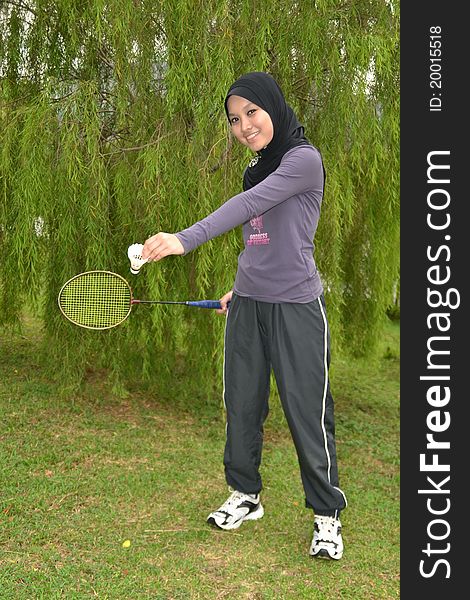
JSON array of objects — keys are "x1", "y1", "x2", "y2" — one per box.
[{"x1": 226, "y1": 95, "x2": 274, "y2": 152}]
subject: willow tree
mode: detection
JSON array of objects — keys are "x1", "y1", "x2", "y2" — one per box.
[{"x1": 0, "y1": 0, "x2": 399, "y2": 396}]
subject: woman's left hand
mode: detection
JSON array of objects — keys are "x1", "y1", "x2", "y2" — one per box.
[{"x1": 142, "y1": 233, "x2": 185, "y2": 262}]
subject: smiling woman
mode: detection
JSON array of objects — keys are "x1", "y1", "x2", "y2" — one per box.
[
  {"x1": 142, "y1": 71, "x2": 347, "y2": 561},
  {"x1": 226, "y1": 96, "x2": 274, "y2": 151}
]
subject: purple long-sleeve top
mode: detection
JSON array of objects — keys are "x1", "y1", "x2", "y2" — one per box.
[{"x1": 175, "y1": 145, "x2": 324, "y2": 303}]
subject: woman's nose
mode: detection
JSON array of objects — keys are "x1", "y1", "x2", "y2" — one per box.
[{"x1": 240, "y1": 118, "x2": 252, "y2": 133}]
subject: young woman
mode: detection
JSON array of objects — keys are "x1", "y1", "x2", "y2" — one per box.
[{"x1": 142, "y1": 71, "x2": 347, "y2": 560}]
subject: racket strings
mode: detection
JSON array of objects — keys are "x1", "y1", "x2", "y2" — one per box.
[{"x1": 59, "y1": 271, "x2": 132, "y2": 329}]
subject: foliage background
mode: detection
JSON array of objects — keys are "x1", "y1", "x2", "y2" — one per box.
[{"x1": 0, "y1": 0, "x2": 400, "y2": 397}]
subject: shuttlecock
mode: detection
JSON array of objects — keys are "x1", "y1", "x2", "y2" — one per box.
[{"x1": 127, "y1": 243, "x2": 148, "y2": 275}]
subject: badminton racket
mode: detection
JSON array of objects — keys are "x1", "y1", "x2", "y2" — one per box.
[{"x1": 58, "y1": 270, "x2": 224, "y2": 330}]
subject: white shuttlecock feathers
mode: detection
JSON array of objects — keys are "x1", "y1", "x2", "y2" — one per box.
[{"x1": 127, "y1": 243, "x2": 148, "y2": 275}]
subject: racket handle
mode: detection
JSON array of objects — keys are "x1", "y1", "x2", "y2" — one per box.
[{"x1": 186, "y1": 300, "x2": 223, "y2": 309}]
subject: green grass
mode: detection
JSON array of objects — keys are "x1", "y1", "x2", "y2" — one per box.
[{"x1": 0, "y1": 317, "x2": 399, "y2": 599}]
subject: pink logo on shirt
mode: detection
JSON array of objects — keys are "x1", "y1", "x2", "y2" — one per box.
[
  {"x1": 248, "y1": 216, "x2": 270, "y2": 245},
  {"x1": 250, "y1": 216, "x2": 263, "y2": 233}
]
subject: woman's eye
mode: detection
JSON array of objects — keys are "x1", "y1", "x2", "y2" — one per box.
[
  {"x1": 247, "y1": 109, "x2": 256, "y2": 116},
  {"x1": 230, "y1": 117, "x2": 238, "y2": 124}
]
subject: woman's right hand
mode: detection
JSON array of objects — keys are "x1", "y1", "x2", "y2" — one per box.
[{"x1": 216, "y1": 290, "x2": 233, "y2": 315}]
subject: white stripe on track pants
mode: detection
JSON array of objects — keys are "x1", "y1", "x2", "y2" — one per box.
[{"x1": 222, "y1": 293, "x2": 347, "y2": 516}]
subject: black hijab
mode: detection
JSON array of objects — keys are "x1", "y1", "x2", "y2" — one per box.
[{"x1": 224, "y1": 72, "x2": 311, "y2": 191}]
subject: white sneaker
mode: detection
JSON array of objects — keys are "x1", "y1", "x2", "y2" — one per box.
[
  {"x1": 309, "y1": 515, "x2": 344, "y2": 560},
  {"x1": 207, "y1": 489, "x2": 264, "y2": 530}
]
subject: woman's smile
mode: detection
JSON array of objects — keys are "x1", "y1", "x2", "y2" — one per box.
[{"x1": 245, "y1": 130, "x2": 260, "y2": 142}]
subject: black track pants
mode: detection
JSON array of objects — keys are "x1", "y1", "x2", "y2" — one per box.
[{"x1": 222, "y1": 294, "x2": 347, "y2": 516}]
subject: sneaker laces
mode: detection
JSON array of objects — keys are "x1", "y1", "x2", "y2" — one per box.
[
  {"x1": 219, "y1": 489, "x2": 254, "y2": 512},
  {"x1": 315, "y1": 515, "x2": 339, "y2": 542}
]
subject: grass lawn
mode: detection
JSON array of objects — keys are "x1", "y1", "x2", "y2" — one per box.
[{"x1": 0, "y1": 316, "x2": 399, "y2": 599}]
